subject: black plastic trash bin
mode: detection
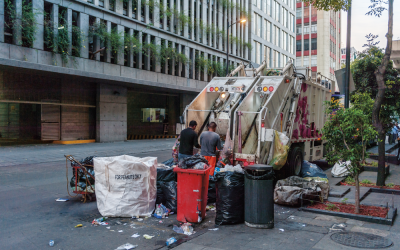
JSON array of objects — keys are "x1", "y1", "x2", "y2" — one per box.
[{"x1": 244, "y1": 164, "x2": 274, "y2": 228}]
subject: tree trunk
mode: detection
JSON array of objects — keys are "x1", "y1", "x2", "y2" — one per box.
[
  {"x1": 355, "y1": 174, "x2": 360, "y2": 214},
  {"x1": 373, "y1": 0, "x2": 393, "y2": 187}
]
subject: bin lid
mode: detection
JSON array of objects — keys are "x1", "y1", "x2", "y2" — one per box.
[{"x1": 245, "y1": 164, "x2": 273, "y2": 171}]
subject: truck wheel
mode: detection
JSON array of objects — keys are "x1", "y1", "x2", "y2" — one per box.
[{"x1": 288, "y1": 146, "x2": 303, "y2": 176}]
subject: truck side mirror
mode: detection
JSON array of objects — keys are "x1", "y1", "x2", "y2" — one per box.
[{"x1": 179, "y1": 116, "x2": 184, "y2": 124}]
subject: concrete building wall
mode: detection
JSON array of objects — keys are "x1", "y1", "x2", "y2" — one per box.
[{"x1": 96, "y1": 83, "x2": 127, "y2": 142}]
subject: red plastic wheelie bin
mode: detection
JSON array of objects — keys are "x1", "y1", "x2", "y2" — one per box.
[{"x1": 173, "y1": 165, "x2": 211, "y2": 223}]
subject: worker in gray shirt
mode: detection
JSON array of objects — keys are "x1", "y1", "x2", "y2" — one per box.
[{"x1": 200, "y1": 122, "x2": 222, "y2": 175}]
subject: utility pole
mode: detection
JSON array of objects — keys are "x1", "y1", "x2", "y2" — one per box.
[{"x1": 345, "y1": 2, "x2": 352, "y2": 108}]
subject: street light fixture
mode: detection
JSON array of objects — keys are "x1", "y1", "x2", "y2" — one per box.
[{"x1": 226, "y1": 19, "x2": 247, "y2": 76}]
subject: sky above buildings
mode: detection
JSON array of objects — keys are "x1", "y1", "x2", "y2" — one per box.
[{"x1": 341, "y1": 0, "x2": 400, "y2": 52}]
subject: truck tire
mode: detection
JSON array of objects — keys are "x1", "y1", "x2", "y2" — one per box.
[{"x1": 287, "y1": 146, "x2": 303, "y2": 176}]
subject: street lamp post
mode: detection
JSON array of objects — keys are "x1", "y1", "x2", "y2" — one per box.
[
  {"x1": 226, "y1": 19, "x2": 246, "y2": 76},
  {"x1": 344, "y1": 2, "x2": 352, "y2": 109}
]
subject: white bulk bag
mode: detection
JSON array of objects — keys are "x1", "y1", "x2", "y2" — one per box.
[{"x1": 94, "y1": 155, "x2": 157, "y2": 217}]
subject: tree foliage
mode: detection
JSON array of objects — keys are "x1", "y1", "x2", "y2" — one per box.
[
  {"x1": 322, "y1": 93, "x2": 377, "y2": 213},
  {"x1": 301, "y1": 0, "x2": 350, "y2": 11},
  {"x1": 351, "y1": 43, "x2": 400, "y2": 134}
]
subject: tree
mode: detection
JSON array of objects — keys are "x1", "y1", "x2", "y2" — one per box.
[
  {"x1": 322, "y1": 93, "x2": 377, "y2": 213},
  {"x1": 367, "y1": 0, "x2": 395, "y2": 186},
  {"x1": 351, "y1": 41, "x2": 400, "y2": 145},
  {"x1": 302, "y1": 0, "x2": 396, "y2": 186}
]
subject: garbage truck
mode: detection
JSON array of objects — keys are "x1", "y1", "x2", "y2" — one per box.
[{"x1": 181, "y1": 61, "x2": 333, "y2": 177}]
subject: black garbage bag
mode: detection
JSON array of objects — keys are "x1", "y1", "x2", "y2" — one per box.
[
  {"x1": 161, "y1": 181, "x2": 177, "y2": 212},
  {"x1": 70, "y1": 157, "x2": 95, "y2": 191},
  {"x1": 156, "y1": 181, "x2": 165, "y2": 205},
  {"x1": 178, "y1": 154, "x2": 208, "y2": 169},
  {"x1": 162, "y1": 158, "x2": 175, "y2": 167},
  {"x1": 157, "y1": 168, "x2": 176, "y2": 182},
  {"x1": 208, "y1": 175, "x2": 216, "y2": 204},
  {"x1": 215, "y1": 171, "x2": 245, "y2": 225}
]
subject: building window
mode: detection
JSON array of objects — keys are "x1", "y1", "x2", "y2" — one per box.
[
  {"x1": 264, "y1": 46, "x2": 270, "y2": 66},
  {"x1": 109, "y1": 0, "x2": 115, "y2": 11},
  {"x1": 275, "y1": 3, "x2": 280, "y2": 22},
  {"x1": 257, "y1": 15, "x2": 262, "y2": 37},
  {"x1": 304, "y1": 39, "x2": 309, "y2": 51},
  {"x1": 311, "y1": 55, "x2": 317, "y2": 66},
  {"x1": 296, "y1": 25, "x2": 302, "y2": 34},
  {"x1": 265, "y1": 20, "x2": 271, "y2": 42},
  {"x1": 123, "y1": 0, "x2": 128, "y2": 15},
  {"x1": 72, "y1": 11, "x2": 80, "y2": 57},
  {"x1": 311, "y1": 23, "x2": 317, "y2": 33},
  {"x1": 303, "y1": 24, "x2": 310, "y2": 33},
  {"x1": 267, "y1": 0, "x2": 271, "y2": 16},
  {"x1": 295, "y1": 57, "x2": 301, "y2": 67},
  {"x1": 296, "y1": 9, "x2": 302, "y2": 19},
  {"x1": 296, "y1": 40, "x2": 301, "y2": 52},
  {"x1": 255, "y1": 41, "x2": 261, "y2": 64},
  {"x1": 275, "y1": 27, "x2": 280, "y2": 46},
  {"x1": 304, "y1": 6, "x2": 309, "y2": 18},
  {"x1": 99, "y1": 0, "x2": 104, "y2": 7},
  {"x1": 290, "y1": 36, "x2": 294, "y2": 54},
  {"x1": 303, "y1": 56, "x2": 309, "y2": 67},
  {"x1": 311, "y1": 38, "x2": 317, "y2": 50}
]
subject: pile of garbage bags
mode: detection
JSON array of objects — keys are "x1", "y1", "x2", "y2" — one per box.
[
  {"x1": 178, "y1": 154, "x2": 208, "y2": 170},
  {"x1": 331, "y1": 161, "x2": 351, "y2": 177},
  {"x1": 70, "y1": 156, "x2": 96, "y2": 193},
  {"x1": 156, "y1": 161, "x2": 178, "y2": 212},
  {"x1": 301, "y1": 161, "x2": 328, "y2": 180},
  {"x1": 215, "y1": 170, "x2": 245, "y2": 225},
  {"x1": 274, "y1": 176, "x2": 329, "y2": 206}
]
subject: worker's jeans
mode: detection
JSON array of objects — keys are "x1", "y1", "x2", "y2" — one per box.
[{"x1": 178, "y1": 153, "x2": 192, "y2": 161}]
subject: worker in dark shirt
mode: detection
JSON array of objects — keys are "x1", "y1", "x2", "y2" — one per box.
[{"x1": 179, "y1": 120, "x2": 201, "y2": 160}]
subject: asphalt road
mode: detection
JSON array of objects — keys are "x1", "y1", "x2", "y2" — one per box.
[{"x1": 0, "y1": 139, "x2": 211, "y2": 250}]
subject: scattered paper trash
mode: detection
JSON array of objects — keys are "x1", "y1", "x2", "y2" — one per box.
[
  {"x1": 153, "y1": 204, "x2": 171, "y2": 219},
  {"x1": 131, "y1": 233, "x2": 140, "y2": 238},
  {"x1": 137, "y1": 219, "x2": 143, "y2": 222},
  {"x1": 208, "y1": 228, "x2": 219, "y2": 231},
  {"x1": 56, "y1": 198, "x2": 69, "y2": 202},
  {"x1": 116, "y1": 221, "x2": 122, "y2": 225},
  {"x1": 49, "y1": 240, "x2": 54, "y2": 247},
  {"x1": 159, "y1": 220, "x2": 163, "y2": 223},
  {"x1": 115, "y1": 243, "x2": 138, "y2": 250},
  {"x1": 106, "y1": 227, "x2": 111, "y2": 229},
  {"x1": 279, "y1": 229, "x2": 284, "y2": 232},
  {"x1": 118, "y1": 230, "x2": 124, "y2": 233},
  {"x1": 206, "y1": 205, "x2": 216, "y2": 211},
  {"x1": 75, "y1": 224, "x2": 83, "y2": 228},
  {"x1": 166, "y1": 237, "x2": 177, "y2": 246},
  {"x1": 143, "y1": 234, "x2": 155, "y2": 239},
  {"x1": 123, "y1": 223, "x2": 127, "y2": 226}
]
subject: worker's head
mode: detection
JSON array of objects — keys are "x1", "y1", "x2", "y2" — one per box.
[
  {"x1": 208, "y1": 122, "x2": 217, "y2": 132},
  {"x1": 189, "y1": 120, "x2": 197, "y2": 129}
]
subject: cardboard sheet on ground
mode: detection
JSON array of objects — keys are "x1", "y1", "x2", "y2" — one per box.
[{"x1": 94, "y1": 155, "x2": 157, "y2": 217}]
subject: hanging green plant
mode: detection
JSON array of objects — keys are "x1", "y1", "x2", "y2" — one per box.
[
  {"x1": 124, "y1": 33, "x2": 143, "y2": 55},
  {"x1": 72, "y1": 26, "x2": 84, "y2": 57},
  {"x1": 4, "y1": 0, "x2": 38, "y2": 47}
]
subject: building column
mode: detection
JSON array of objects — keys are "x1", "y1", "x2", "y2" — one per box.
[
  {"x1": 145, "y1": 0, "x2": 149, "y2": 23},
  {"x1": 0, "y1": 0, "x2": 4, "y2": 43},
  {"x1": 66, "y1": 9, "x2": 73, "y2": 56},
  {"x1": 105, "y1": 21, "x2": 111, "y2": 63},
  {"x1": 94, "y1": 17, "x2": 101, "y2": 60},
  {"x1": 183, "y1": 0, "x2": 188, "y2": 38},
  {"x1": 155, "y1": 36, "x2": 161, "y2": 72},
  {"x1": 136, "y1": 0, "x2": 141, "y2": 20},
  {"x1": 79, "y1": 13, "x2": 89, "y2": 58},
  {"x1": 195, "y1": 0, "x2": 199, "y2": 42},
  {"x1": 232, "y1": 5, "x2": 236, "y2": 56},
  {"x1": 13, "y1": 0, "x2": 22, "y2": 45},
  {"x1": 212, "y1": 1, "x2": 216, "y2": 48},
  {"x1": 104, "y1": 0, "x2": 110, "y2": 11},
  {"x1": 177, "y1": 44, "x2": 182, "y2": 77},
  {"x1": 51, "y1": 4, "x2": 59, "y2": 52},
  {"x1": 244, "y1": 0, "x2": 249, "y2": 60},
  {"x1": 117, "y1": 25, "x2": 124, "y2": 65},
  {"x1": 116, "y1": 0, "x2": 123, "y2": 15},
  {"x1": 189, "y1": 0, "x2": 194, "y2": 40},
  {"x1": 201, "y1": 0, "x2": 206, "y2": 45},
  {"x1": 96, "y1": 83, "x2": 127, "y2": 142},
  {"x1": 153, "y1": 0, "x2": 160, "y2": 28},
  {"x1": 223, "y1": 2, "x2": 227, "y2": 51},
  {"x1": 145, "y1": 33, "x2": 150, "y2": 70},
  {"x1": 162, "y1": 0, "x2": 167, "y2": 30},
  {"x1": 175, "y1": 0, "x2": 181, "y2": 35},
  {"x1": 32, "y1": 0, "x2": 44, "y2": 49},
  {"x1": 129, "y1": 28, "x2": 134, "y2": 67},
  {"x1": 217, "y1": 1, "x2": 222, "y2": 50},
  {"x1": 137, "y1": 31, "x2": 143, "y2": 68},
  {"x1": 164, "y1": 40, "x2": 169, "y2": 73},
  {"x1": 127, "y1": 0, "x2": 132, "y2": 18},
  {"x1": 169, "y1": 0, "x2": 174, "y2": 33},
  {"x1": 207, "y1": 0, "x2": 211, "y2": 46}
]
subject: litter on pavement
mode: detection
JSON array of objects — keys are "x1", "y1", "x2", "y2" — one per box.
[
  {"x1": 75, "y1": 224, "x2": 83, "y2": 228},
  {"x1": 118, "y1": 230, "x2": 124, "y2": 233},
  {"x1": 55, "y1": 198, "x2": 69, "y2": 202},
  {"x1": 131, "y1": 233, "x2": 140, "y2": 238},
  {"x1": 115, "y1": 243, "x2": 138, "y2": 250},
  {"x1": 173, "y1": 223, "x2": 195, "y2": 235},
  {"x1": 209, "y1": 228, "x2": 219, "y2": 231},
  {"x1": 329, "y1": 223, "x2": 347, "y2": 233},
  {"x1": 143, "y1": 234, "x2": 155, "y2": 239},
  {"x1": 92, "y1": 217, "x2": 108, "y2": 226},
  {"x1": 279, "y1": 229, "x2": 285, "y2": 232},
  {"x1": 153, "y1": 204, "x2": 171, "y2": 219},
  {"x1": 166, "y1": 237, "x2": 177, "y2": 246}
]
